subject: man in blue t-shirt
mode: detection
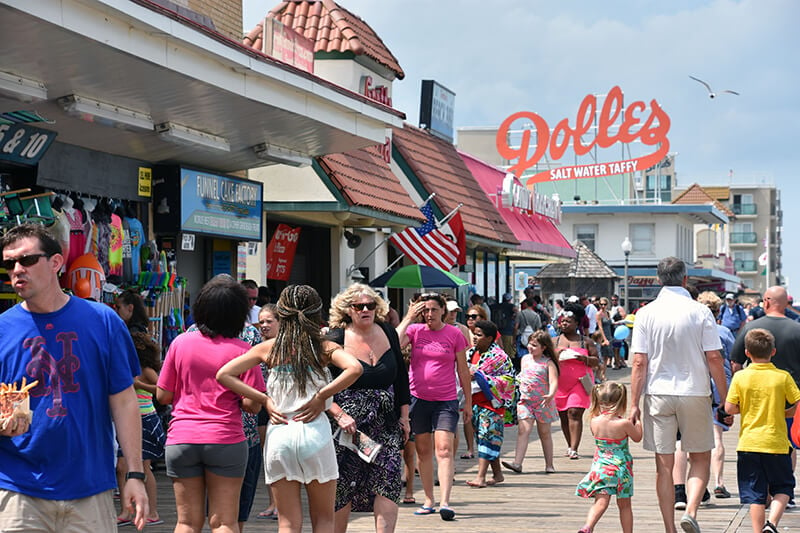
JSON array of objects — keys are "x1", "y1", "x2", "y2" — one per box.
[
  {"x1": 0, "y1": 224, "x2": 148, "y2": 531},
  {"x1": 719, "y1": 293, "x2": 748, "y2": 334}
]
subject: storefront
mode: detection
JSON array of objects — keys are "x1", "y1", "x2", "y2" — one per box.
[
  {"x1": 0, "y1": 0, "x2": 402, "y2": 338},
  {"x1": 459, "y1": 151, "x2": 575, "y2": 302}
]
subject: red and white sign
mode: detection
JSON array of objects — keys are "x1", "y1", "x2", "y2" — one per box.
[
  {"x1": 360, "y1": 76, "x2": 392, "y2": 106},
  {"x1": 266, "y1": 224, "x2": 301, "y2": 281},
  {"x1": 496, "y1": 86, "x2": 670, "y2": 189},
  {"x1": 262, "y1": 18, "x2": 314, "y2": 74}
]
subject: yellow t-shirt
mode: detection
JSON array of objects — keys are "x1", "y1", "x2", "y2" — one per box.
[{"x1": 727, "y1": 362, "x2": 800, "y2": 454}]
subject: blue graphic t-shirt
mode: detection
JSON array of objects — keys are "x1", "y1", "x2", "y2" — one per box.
[{"x1": 0, "y1": 296, "x2": 140, "y2": 500}]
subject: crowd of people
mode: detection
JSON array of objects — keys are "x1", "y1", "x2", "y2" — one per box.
[{"x1": 1, "y1": 223, "x2": 799, "y2": 533}]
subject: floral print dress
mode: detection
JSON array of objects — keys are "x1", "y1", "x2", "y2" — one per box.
[{"x1": 575, "y1": 436, "x2": 633, "y2": 498}]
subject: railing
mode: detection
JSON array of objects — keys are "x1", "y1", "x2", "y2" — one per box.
[
  {"x1": 732, "y1": 203, "x2": 757, "y2": 215},
  {"x1": 730, "y1": 231, "x2": 757, "y2": 244},
  {"x1": 734, "y1": 259, "x2": 758, "y2": 272}
]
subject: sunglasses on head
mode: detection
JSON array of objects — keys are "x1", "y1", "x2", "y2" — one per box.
[
  {"x1": 1, "y1": 253, "x2": 51, "y2": 270},
  {"x1": 350, "y1": 302, "x2": 377, "y2": 311},
  {"x1": 466, "y1": 314, "x2": 480, "y2": 320}
]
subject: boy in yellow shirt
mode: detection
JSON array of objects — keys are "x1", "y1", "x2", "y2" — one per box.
[{"x1": 724, "y1": 328, "x2": 800, "y2": 533}]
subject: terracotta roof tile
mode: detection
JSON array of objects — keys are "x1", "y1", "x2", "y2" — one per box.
[
  {"x1": 245, "y1": 0, "x2": 404, "y2": 79},
  {"x1": 317, "y1": 146, "x2": 424, "y2": 222},
  {"x1": 392, "y1": 124, "x2": 518, "y2": 245},
  {"x1": 536, "y1": 241, "x2": 618, "y2": 279},
  {"x1": 673, "y1": 183, "x2": 734, "y2": 216}
]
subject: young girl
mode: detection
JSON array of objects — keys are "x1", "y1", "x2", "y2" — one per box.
[
  {"x1": 575, "y1": 381, "x2": 642, "y2": 533},
  {"x1": 217, "y1": 284, "x2": 362, "y2": 533},
  {"x1": 502, "y1": 330, "x2": 559, "y2": 474},
  {"x1": 116, "y1": 332, "x2": 165, "y2": 526}
]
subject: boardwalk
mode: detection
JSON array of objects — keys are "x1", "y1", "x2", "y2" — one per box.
[{"x1": 137, "y1": 367, "x2": 799, "y2": 532}]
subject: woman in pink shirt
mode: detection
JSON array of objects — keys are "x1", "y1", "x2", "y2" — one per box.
[
  {"x1": 397, "y1": 293, "x2": 471, "y2": 522},
  {"x1": 157, "y1": 275, "x2": 265, "y2": 533}
]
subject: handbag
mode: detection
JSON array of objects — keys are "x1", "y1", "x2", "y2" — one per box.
[{"x1": 578, "y1": 372, "x2": 594, "y2": 395}]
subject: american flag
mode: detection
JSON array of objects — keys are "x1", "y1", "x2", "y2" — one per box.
[{"x1": 389, "y1": 203, "x2": 460, "y2": 271}]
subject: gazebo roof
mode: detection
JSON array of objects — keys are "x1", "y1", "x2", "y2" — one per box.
[{"x1": 535, "y1": 241, "x2": 619, "y2": 279}]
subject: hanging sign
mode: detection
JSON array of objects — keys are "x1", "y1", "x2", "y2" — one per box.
[
  {"x1": 0, "y1": 123, "x2": 57, "y2": 165},
  {"x1": 266, "y1": 224, "x2": 301, "y2": 281},
  {"x1": 138, "y1": 167, "x2": 152, "y2": 197},
  {"x1": 496, "y1": 86, "x2": 670, "y2": 189}
]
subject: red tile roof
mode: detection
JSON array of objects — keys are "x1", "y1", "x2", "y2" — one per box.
[
  {"x1": 392, "y1": 124, "x2": 519, "y2": 245},
  {"x1": 673, "y1": 183, "x2": 734, "y2": 216},
  {"x1": 317, "y1": 146, "x2": 424, "y2": 222},
  {"x1": 244, "y1": 0, "x2": 404, "y2": 79}
]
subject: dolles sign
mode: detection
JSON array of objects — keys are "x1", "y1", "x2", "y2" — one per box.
[{"x1": 496, "y1": 86, "x2": 671, "y2": 188}]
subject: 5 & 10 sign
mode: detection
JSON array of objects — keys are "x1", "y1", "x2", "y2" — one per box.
[{"x1": 0, "y1": 123, "x2": 57, "y2": 165}]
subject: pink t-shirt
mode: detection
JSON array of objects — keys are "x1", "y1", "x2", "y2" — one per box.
[
  {"x1": 407, "y1": 323, "x2": 469, "y2": 401},
  {"x1": 158, "y1": 330, "x2": 266, "y2": 445}
]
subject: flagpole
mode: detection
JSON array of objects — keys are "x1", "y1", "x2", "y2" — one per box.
[{"x1": 437, "y1": 203, "x2": 464, "y2": 227}]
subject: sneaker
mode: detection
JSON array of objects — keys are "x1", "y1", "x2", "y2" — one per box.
[
  {"x1": 675, "y1": 485, "x2": 687, "y2": 510},
  {"x1": 788, "y1": 498, "x2": 796, "y2": 509},
  {"x1": 714, "y1": 486, "x2": 731, "y2": 498},
  {"x1": 701, "y1": 488, "x2": 711, "y2": 505}
]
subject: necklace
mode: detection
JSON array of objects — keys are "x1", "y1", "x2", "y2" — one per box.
[{"x1": 367, "y1": 349, "x2": 376, "y2": 365}]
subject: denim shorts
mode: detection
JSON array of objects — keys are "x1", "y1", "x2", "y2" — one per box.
[
  {"x1": 410, "y1": 396, "x2": 459, "y2": 435},
  {"x1": 737, "y1": 451, "x2": 795, "y2": 504}
]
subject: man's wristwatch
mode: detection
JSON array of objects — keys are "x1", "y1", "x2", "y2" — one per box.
[{"x1": 125, "y1": 471, "x2": 146, "y2": 481}]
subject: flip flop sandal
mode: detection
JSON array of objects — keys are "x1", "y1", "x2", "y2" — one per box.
[
  {"x1": 146, "y1": 518, "x2": 165, "y2": 526},
  {"x1": 414, "y1": 506, "x2": 436, "y2": 515},
  {"x1": 402, "y1": 497, "x2": 416, "y2": 504},
  {"x1": 116, "y1": 518, "x2": 132, "y2": 527},
  {"x1": 257, "y1": 509, "x2": 277, "y2": 519},
  {"x1": 465, "y1": 480, "x2": 486, "y2": 488},
  {"x1": 440, "y1": 507, "x2": 456, "y2": 521},
  {"x1": 460, "y1": 452, "x2": 474, "y2": 459}
]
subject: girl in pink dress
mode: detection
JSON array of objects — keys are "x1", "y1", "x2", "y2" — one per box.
[{"x1": 503, "y1": 330, "x2": 560, "y2": 474}]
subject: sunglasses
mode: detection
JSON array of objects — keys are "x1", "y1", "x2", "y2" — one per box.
[
  {"x1": 466, "y1": 314, "x2": 480, "y2": 320},
  {"x1": 350, "y1": 302, "x2": 377, "y2": 311},
  {"x1": 1, "y1": 253, "x2": 51, "y2": 270}
]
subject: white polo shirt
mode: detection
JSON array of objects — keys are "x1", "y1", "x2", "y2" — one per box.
[{"x1": 631, "y1": 286, "x2": 722, "y2": 396}]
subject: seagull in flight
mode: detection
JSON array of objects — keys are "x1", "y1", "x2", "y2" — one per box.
[{"x1": 689, "y1": 75, "x2": 740, "y2": 98}]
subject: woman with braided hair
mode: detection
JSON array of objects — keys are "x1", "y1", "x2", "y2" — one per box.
[{"x1": 218, "y1": 284, "x2": 362, "y2": 533}]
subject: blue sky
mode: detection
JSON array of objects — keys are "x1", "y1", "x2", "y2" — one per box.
[{"x1": 244, "y1": 0, "x2": 798, "y2": 292}]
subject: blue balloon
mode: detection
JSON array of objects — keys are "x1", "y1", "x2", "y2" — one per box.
[{"x1": 614, "y1": 325, "x2": 630, "y2": 341}]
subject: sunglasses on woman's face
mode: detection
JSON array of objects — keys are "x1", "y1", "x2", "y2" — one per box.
[
  {"x1": 466, "y1": 314, "x2": 480, "y2": 320},
  {"x1": 350, "y1": 302, "x2": 377, "y2": 311}
]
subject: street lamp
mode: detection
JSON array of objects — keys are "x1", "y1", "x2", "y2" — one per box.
[{"x1": 621, "y1": 237, "x2": 632, "y2": 313}]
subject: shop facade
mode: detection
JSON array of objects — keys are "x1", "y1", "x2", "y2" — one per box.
[{"x1": 0, "y1": 0, "x2": 402, "y2": 333}]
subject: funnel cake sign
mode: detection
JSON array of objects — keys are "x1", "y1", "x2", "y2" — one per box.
[{"x1": 496, "y1": 86, "x2": 670, "y2": 188}]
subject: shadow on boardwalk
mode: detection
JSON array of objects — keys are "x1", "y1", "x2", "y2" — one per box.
[{"x1": 138, "y1": 366, "x2": 798, "y2": 532}]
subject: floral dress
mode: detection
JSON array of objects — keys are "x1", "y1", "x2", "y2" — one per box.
[{"x1": 575, "y1": 436, "x2": 634, "y2": 498}]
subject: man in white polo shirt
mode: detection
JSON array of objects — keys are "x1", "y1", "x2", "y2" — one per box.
[{"x1": 629, "y1": 257, "x2": 729, "y2": 533}]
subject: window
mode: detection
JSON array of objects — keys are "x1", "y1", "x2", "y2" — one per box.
[
  {"x1": 645, "y1": 174, "x2": 672, "y2": 202},
  {"x1": 630, "y1": 223, "x2": 655, "y2": 255},
  {"x1": 574, "y1": 224, "x2": 597, "y2": 251}
]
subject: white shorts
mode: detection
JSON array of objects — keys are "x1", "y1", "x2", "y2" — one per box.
[{"x1": 642, "y1": 394, "x2": 714, "y2": 454}]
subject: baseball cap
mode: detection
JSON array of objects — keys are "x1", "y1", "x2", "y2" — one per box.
[
  {"x1": 567, "y1": 295, "x2": 580, "y2": 303},
  {"x1": 446, "y1": 300, "x2": 461, "y2": 312},
  {"x1": 725, "y1": 293, "x2": 734, "y2": 300},
  {"x1": 502, "y1": 293, "x2": 513, "y2": 302}
]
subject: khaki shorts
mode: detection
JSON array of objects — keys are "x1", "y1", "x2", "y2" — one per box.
[
  {"x1": 0, "y1": 488, "x2": 115, "y2": 532},
  {"x1": 642, "y1": 394, "x2": 714, "y2": 454}
]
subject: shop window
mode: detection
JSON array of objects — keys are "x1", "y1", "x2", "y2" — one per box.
[
  {"x1": 574, "y1": 224, "x2": 597, "y2": 252},
  {"x1": 630, "y1": 223, "x2": 654, "y2": 255}
]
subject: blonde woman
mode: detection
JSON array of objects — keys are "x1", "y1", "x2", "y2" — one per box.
[{"x1": 327, "y1": 284, "x2": 410, "y2": 533}]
